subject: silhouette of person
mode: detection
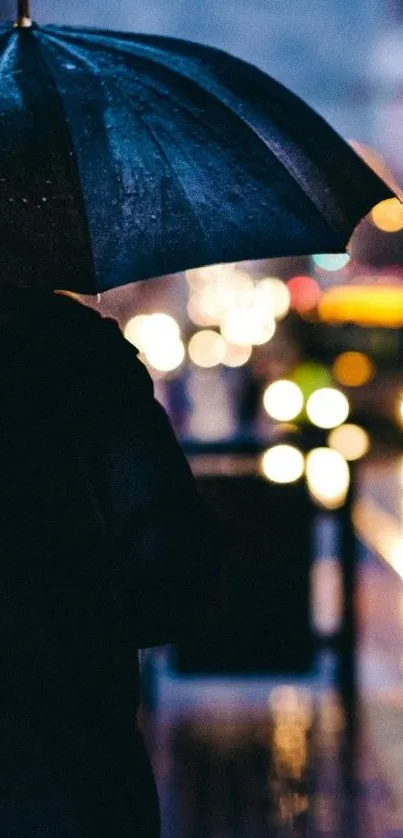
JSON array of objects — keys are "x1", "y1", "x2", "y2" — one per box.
[{"x1": 0, "y1": 286, "x2": 224, "y2": 837}]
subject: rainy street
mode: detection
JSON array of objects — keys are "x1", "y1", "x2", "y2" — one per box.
[
  {"x1": 137, "y1": 454, "x2": 403, "y2": 838},
  {"x1": 2, "y1": 2, "x2": 403, "y2": 837}
]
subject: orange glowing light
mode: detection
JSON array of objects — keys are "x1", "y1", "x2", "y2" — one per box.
[{"x1": 332, "y1": 351, "x2": 374, "y2": 387}]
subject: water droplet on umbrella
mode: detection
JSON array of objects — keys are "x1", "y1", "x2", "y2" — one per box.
[
  {"x1": 0, "y1": 178, "x2": 6, "y2": 183},
  {"x1": 21, "y1": 197, "x2": 28, "y2": 204},
  {"x1": 45, "y1": 179, "x2": 53, "y2": 185},
  {"x1": 8, "y1": 198, "x2": 14, "y2": 203},
  {"x1": 151, "y1": 213, "x2": 157, "y2": 220},
  {"x1": 64, "y1": 63, "x2": 77, "y2": 71},
  {"x1": 41, "y1": 197, "x2": 48, "y2": 202}
]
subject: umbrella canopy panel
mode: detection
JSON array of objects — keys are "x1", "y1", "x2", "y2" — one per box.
[{"x1": 0, "y1": 23, "x2": 394, "y2": 292}]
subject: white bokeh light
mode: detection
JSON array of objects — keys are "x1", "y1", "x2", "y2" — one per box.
[
  {"x1": 305, "y1": 448, "x2": 350, "y2": 509},
  {"x1": 188, "y1": 330, "x2": 226, "y2": 367},
  {"x1": 221, "y1": 308, "x2": 276, "y2": 346},
  {"x1": 261, "y1": 445, "x2": 305, "y2": 484},
  {"x1": 263, "y1": 380, "x2": 304, "y2": 422},
  {"x1": 306, "y1": 388, "x2": 349, "y2": 429}
]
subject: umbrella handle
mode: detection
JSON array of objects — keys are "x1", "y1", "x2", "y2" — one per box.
[{"x1": 14, "y1": 0, "x2": 32, "y2": 28}]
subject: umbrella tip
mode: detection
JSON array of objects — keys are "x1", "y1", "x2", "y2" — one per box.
[{"x1": 14, "y1": 0, "x2": 32, "y2": 28}]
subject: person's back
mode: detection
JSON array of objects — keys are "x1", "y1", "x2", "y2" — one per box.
[{"x1": 0, "y1": 290, "x2": 221, "y2": 836}]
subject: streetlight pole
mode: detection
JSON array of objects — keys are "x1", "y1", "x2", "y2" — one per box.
[{"x1": 14, "y1": 0, "x2": 32, "y2": 28}]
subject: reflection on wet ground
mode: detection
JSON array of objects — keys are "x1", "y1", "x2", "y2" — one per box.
[
  {"x1": 142, "y1": 650, "x2": 388, "y2": 837},
  {"x1": 140, "y1": 458, "x2": 403, "y2": 837}
]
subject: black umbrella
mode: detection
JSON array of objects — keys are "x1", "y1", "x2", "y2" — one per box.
[{"x1": 0, "y1": 1, "x2": 394, "y2": 292}]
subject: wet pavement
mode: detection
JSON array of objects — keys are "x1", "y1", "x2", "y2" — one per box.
[{"x1": 139, "y1": 456, "x2": 403, "y2": 837}]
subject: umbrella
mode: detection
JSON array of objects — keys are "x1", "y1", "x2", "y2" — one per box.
[{"x1": 0, "y1": 0, "x2": 394, "y2": 293}]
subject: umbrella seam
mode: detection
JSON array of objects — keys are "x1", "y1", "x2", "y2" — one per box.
[
  {"x1": 31, "y1": 31, "x2": 97, "y2": 286},
  {"x1": 35, "y1": 34, "x2": 228, "y2": 255},
  {"x1": 39, "y1": 28, "x2": 348, "y2": 242}
]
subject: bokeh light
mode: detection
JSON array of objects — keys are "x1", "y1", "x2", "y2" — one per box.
[
  {"x1": 188, "y1": 330, "x2": 226, "y2": 367},
  {"x1": 142, "y1": 312, "x2": 181, "y2": 344},
  {"x1": 397, "y1": 395, "x2": 403, "y2": 427},
  {"x1": 125, "y1": 312, "x2": 185, "y2": 373},
  {"x1": 263, "y1": 380, "x2": 304, "y2": 422},
  {"x1": 306, "y1": 388, "x2": 349, "y2": 429},
  {"x1": 291, "y1": 362, "x2": 333, "y2": 401},
  {"x1": 371, "y1": 198, "x2": 403, "y2": 232},
  {"x1": 220, "y1": 308, "x2": 276, "y2": 346},
  {"x1": 123, "y1": 314, "x2": 151, "y2": 351},
  {"x1": 305, "y1": 448, "x2": 350, "y2": 509},
  {"x1": 312, "y1": 253, "x2": 350, "y2": 271},
  {"x1": 287, "y1": 275, "x2": 321, "y2": 312},
  {"x1": 261, "y1": 445, "x2": 304, "y2": 484},
  {"x1": 255, "y1": 277, "x2": 291, "y2": 320},
  {"x1": 222, "y1": 342, "x2": 252, "y2": 367},
  {"x1": 145, "y1": 339, "x2": 185, "y2": 372},
  {"x1": 318, "y1": 286, "x2": 403, "y2": 327},
  {"x1": 332, "y1": 351, "x2": 374, "y2": 387},
  {"x1": 328, "y1": 424, "x2": 370, "y2": 461}
]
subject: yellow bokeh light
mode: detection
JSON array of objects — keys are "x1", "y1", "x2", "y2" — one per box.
[
  {"x1": 188, "y1": 330, "x2": 226, "y2": 368},
  {"x1": 221, "y1": 308, "x2": 276, "y2": 346},
  {"x1": 328, "y1": 424, "x2": 370, "y2": 461},
  {"x1": 305, "y1": 448, "x2": 350, "y2": 509},
  {"x1": 332, "y1": 351, "x2": 374, "y2": 387},
  {"x1": 371, "y1": 198, "x2": 403, "y2": 232},
  {"x1": 261, "y1": 445, "x2": 304, "y2": 484},
  {"x1": 222, "y1": 342, "x2": 252, "y2": 367},
  {"x1": 318, "y1": 286, "x2": 403, "y2": 327},
  {"x1": 397, "y1": 395, "x2": 403, "y2": 427},
  {"x1": 263, "y1": 380, "x2": 304, "y2": 422},
  {"x1": 306, "y1": 388, "x2": 349, "y2": 429}
]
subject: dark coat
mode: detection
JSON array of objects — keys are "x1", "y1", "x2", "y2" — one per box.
[{"x1": 0, "y1": 292, "x2": 223, "y2": 837}]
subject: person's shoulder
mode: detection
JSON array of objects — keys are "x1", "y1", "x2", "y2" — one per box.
[{"x1": 49, "y1": 295, "x2": 154, "y2": 398}]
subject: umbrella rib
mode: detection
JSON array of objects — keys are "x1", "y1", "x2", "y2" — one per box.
[
  {"x1": 41, "y1": 29, "x2": 340, "y2": 236},
  {"x1": 37, "y1": 34, "x2": 219, "y2": 255}
]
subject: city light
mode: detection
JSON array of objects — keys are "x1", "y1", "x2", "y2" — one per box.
[
  {"x1": 261, "y1": 445, "x2": 304, "y2": 484},
  {"x1": 371, "y1": 197, "x2": 403, "y2": 232},
  {"x1": 222, "y1": 342, "x2": 252, "y2": 367},
  {"x1": 318, "y1": 286, "x2": 403, "y2": 327},
  {"x1": 305, "y1": 448, "x2": 350, "y2": 509},
  {"x1": 312, "y1": 253, "x2": 350, "y2": 271},
  {"x1": 397, "y1": 394, "x2": 403, "y2": 427},
  {"x1": 287, "y1": 275, "x2": 321, "y2": 312},
  {"x1": 328, "y1": 423, "x2": 370, "y2": 461},
  {"x1": 306, "y1": 388, "x2": 349, "y2": 429},
  {"x1": 123, "y1": 314, "x2": 151, "y2": 351},
  {"x1": 125, "y1": 312, "x2": 185, "y2": 372},
  {"x1": 220, "y1": 307, "x2": 276, "y2": 346},
  {"x1": 188, "y1": 330, "x2": 226, "y2": 367},
  {"x1": 144, "y1": 338, "x2": 185, "y2": 372},
  {"x1": 255, "y1": 277, "x2": 291, "y2": 320},
  {"x1": 263, "y1": 380, "x2": 304, "y2": 422},
  {"x1": 332, "y1": 351, "x2": 374, "y2": 387}
]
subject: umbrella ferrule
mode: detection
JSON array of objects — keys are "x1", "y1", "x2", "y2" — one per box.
[{"x1": 14, "y1": 0, "x2": 32, "y2": 28}]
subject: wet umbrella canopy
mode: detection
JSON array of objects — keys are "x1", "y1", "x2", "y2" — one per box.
[{"x1": 0, "y1": 1, "x2": 394, "y2": 292}]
